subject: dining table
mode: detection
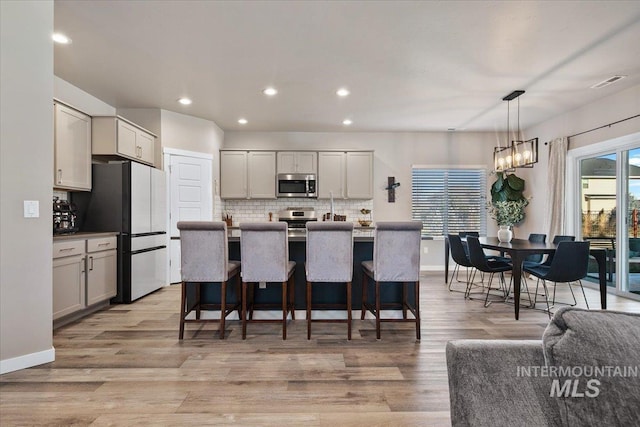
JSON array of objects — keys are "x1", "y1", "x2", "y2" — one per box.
[{"x1": 444, "y1": 236, "x2": 608, "y2": 320}]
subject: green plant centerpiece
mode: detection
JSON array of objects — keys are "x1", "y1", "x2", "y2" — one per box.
[{"x1": 488, "y1": 172, "x2": 528, "y2": 241}]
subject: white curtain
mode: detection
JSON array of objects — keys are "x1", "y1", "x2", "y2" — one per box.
[{"x1": 545, "y1": 137, "x2": 568, "y2": 239}]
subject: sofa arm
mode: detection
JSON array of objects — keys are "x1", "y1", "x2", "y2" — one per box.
[{"x1": 446, "y1": 340, "x2": 561, "y2": 427}]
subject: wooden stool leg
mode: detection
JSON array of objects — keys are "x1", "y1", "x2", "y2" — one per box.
[
  {"x1": 347, "y1": 281, "x2": 352, "y2": 340},
  {"x1": 375, "y1": 280, "x2": 381, "y2": 339},
  {"x1": 414, "y1": 280, "x2": 421, "y2": 340},
  {"x1": 361, "y1": 273, "x2": 368, "y2": 320},
  {"x1": 289, "y1": 275, "x2": 295, "y2": 320},
  {"x1": 179, "y1": 281, "x2": 187, "y2": 339},
  {"x1": 242, "y1": 281, "x2": 248, "y2": 340},
  {"x1": 282, "y1": 281, "x2": 287, "y2": 340},
  {"x1": 307, "y1": 281, "x2": 312, "y2": 340},
  {"x1": 402, "y1": 282, "x2": 408, "y2": 319},
  {"x1": 219, "y1": 280, "x2": 227, "y2": 339},
  {"x1": 236, "y1": 273, "x2": 242, "y2": 319},
  {"x1": 249, "y1": 283, "x2": 255, "y2": 320},
  {"x1": 195, "y1": 283, "x2": 201, "y2": 320}
]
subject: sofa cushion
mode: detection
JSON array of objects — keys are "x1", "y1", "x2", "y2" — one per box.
[{"x1": 542, "y1": 307, "x2": 640, "y2": 426}]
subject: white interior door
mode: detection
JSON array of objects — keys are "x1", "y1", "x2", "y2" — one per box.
[{"x1": 165, "y1": 150, "x2": 213, "y2": 283}]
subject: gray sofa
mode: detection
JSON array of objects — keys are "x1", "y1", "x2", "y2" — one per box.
[{"x1": 446, "y1": 307, "x2": 640, "y2": 426}]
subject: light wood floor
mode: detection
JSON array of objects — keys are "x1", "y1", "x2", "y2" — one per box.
[{"x1": 2, "y1": 272, "x2": 639, "y2": 426}]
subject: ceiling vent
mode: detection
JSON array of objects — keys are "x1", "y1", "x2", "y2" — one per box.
[{"x1": 590, "y1": 75, "x2": 626, "y2": 89}]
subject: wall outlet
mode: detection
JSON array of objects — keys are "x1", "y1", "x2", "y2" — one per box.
[
  {"x1": 423, "y1": 246, "x2": 429, "y2": 254},
  {"x1": 259, "y1": 282, "x2": 267, "y2": 289}
]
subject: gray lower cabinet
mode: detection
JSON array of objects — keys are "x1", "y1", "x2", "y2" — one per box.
[
  {"x1": 53, "y1": 235, "x2": 117, "y2": 321},
  {"x1": 52, "y1": 240, "x2": 86, "y2": 320},
  {"x1": 86, "y1": 237, "x2": 117, "y2": 306}
]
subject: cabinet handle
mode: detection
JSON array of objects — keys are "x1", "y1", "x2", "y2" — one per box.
[
  {"x1": 89, "y1": 256, "x2": 94, "y2": 271},
  {"x1": 59, "y1": 247, "x2": 74, "y2": 252},
  {"x1": 57, "y1": 169, "x2": 62, "y2": 184},
  {"x1": 98, "y1": 242, "x2": 111, "y2": 247},
  {"x1": 81, "y1": 257, "x2": 86, "y2": 274}
]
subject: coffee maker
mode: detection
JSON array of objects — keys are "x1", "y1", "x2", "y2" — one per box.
[{"x1": 53, "y1": 196, "x2": 78, "y2": 234}]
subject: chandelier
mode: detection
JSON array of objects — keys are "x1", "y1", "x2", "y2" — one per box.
[{"x1": 494, "y1": 90, "x2": 538, "y2": 172}]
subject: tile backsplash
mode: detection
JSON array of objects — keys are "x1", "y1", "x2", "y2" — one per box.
[
  {"x1": 223, "y1": 199, "x2": 374, "y2": 225},
  {"x1": 53, "y1": 190, "x2": 68, "y2": 201}
]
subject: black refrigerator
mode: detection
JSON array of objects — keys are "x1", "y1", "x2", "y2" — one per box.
[{"x1": 73, "y1": 161, "x2": 167, "y2": 303}]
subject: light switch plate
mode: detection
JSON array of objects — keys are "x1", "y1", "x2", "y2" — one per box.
[{"x1": 24, "y1": 200, "x2": 39, "y2": 218}]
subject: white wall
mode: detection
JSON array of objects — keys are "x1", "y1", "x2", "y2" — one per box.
[
  {"x1": 1, "y1": 0, "x2": 55, "y2": 373},
  {"x1": 54, "y1": 76, "x2": 116, "y2": 116}
]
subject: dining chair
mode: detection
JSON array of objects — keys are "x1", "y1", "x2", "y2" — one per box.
[
  {"x1": 305, "y1": 221, "x2": 354, "y2": 339},
  {"x1": 361, "y1": 221, "x2": 422, "y2": 340},
  {"x1": 448, "y1": 234, "x2": 481, "y2": 293},
  {"x1": 524, "y1": 233, "x2": 547, "y2": 263},
  {"x1": 523, "y1": 240, "x2": 590, "y2": 317},
  {"x1": 466, "y1": 236, "x2": 512, "y2": 307},
  {"x1": 240, "y1": 222, "x2": 296, "y2": 339},
  {"x1": 177, "y1": 221, "x2": 241, "y2": 339},
  {"x1": 526, "y1": 235, "x2": 575, "y2": 269}
]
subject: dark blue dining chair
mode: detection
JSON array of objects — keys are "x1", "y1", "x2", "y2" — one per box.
[
  {"x1": 465, "y1": 236, "x2": 512, "y2": 307},
  {"x1": 524, "y1": 235, "x2": 575, "y2": 269},
  {"x1": 524, "y1": 233, "x2": 547, "y2": 264},
  {"x1": 524, "y1": 240, "x2": 590, "y2": 318},
  {"x1": 448, "y1": 234, "x2": 477, "y2": 292}
]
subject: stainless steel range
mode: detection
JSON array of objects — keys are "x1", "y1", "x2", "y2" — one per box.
[{"x1": 278, "y1": 207, "x2": 318, "y2": 229}]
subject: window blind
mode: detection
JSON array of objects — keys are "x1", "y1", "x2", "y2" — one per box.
[{"x1": 411, "y1": 168, "x2": 487, "y2": 237}]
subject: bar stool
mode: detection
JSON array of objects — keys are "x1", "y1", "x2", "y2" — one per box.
[
  {"x1": 177, "y1": 221, "x2": 241, "y2": 339},
  {"x1": 361, "y1": 221, "x2": 422, "y2": 340},
  {"x1": 305, "y1": 221, "x2": 354, "y2": 340},
  {"x1": 239, "y1": 222, "x2": 296, "y2": 340}
]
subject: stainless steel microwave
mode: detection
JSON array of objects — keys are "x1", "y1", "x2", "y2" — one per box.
[{"x1": 276, "y1": 173, "x2": 317, "y2": 198}]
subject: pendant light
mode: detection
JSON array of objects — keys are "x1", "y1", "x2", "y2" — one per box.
[{"x1": 493, "y1": 90, "x2": 538, "y2": 171}]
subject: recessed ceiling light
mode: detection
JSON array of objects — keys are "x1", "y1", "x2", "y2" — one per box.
[
  {"x1": 178, "y1": 97, "x2": 192, "y2": 105},
  {"x1": 52, "y1": 33, "x2": 71, "y2": 44},
  {"x1": 263, "y1": 87, "x2": 278, "y2": 96},
  {"x1": 336, "y1": 88, "x2": 350, "y2": 97},
  {"x1": 238, "y1": 118, "x2": 248, "y2": 125},
  {"x1": 342, "y1": 119, "x2": 352, "y2": 126}
]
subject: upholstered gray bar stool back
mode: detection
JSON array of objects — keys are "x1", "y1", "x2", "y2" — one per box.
[
  {"x1": 361, "y1": 221, "x2": 422, "y2": 340},
  {"x1": 177, "y1": 221, "x2": 241, "y2": 339},
  {"x1": 305, "y1": 221, "x2": 354, "y2": 339},
  {"x1": 239, "y1": 222, "x2": 296, "y2": 339}
]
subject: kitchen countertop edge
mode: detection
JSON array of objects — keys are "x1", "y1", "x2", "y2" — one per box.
[{"x1": 53, "y1": 231, "x2": 119, "y2": 241}]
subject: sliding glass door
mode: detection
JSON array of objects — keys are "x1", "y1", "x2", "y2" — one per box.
[
  {"x1": 572, "y1": 134, "x2": 640, "y2": 297},
  {"x1": 626, "y1": 148, "x2": 640, "y2": 295},
  {"x1": 580, "y1": 154, "x2": 617, "y2": 288}
]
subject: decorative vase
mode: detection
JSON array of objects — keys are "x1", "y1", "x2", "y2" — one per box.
[{"x1": 497, "y1": 225, "x2": 513, "y2": 243}]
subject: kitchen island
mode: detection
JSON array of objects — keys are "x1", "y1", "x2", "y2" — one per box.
[{"x1": 191, "y1": 227, "x2": 414, "y2": 310}]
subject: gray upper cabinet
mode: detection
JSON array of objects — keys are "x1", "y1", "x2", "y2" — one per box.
[
  {"x1": 54, "y1": 102, "x2": 92, "y2": 191},
  {"x1": 318, "y1": 152, "x2": 346, "y2": 199},
  {"x1": 277, "y1": 151, "x2": 317, "y2": 174},
  {"x1": 318, "y1": 151, "x2": 373, "y2": 199},
  {"x1": 220, "y1": 150, "x2": 276, "y2": 199},
  {"x1": 346, "y1": 152, "x2": 373, "y2": 199},
  {"x1": 92, "y1": 116, "x2": 156, "y2": 166}
]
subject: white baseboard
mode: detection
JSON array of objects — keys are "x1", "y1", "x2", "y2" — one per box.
[
  {"x1": 420, "y1": 265, "x2": 446, "y2": 271},
  {"x1": 0, "y1": 347, "x2": 55, "y2": 375}
]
